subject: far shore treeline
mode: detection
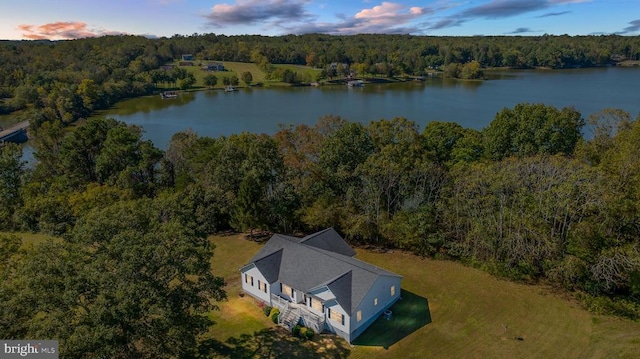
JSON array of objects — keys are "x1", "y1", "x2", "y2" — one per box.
[
  {"x1": 1, "y1": 33, "x2": 640, "y2": 123},
  {"x1": 1, "y1": 33, "x2": 640, "y2": 356}
]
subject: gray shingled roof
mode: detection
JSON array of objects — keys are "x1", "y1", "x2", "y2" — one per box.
[
  {"x1": 299, "y1": 228, "x2": 357, "y2": 257},
  {"x1": 244, "y1": 229, "x2": 401, "y2": 315},
  {"x1": 253, "y1": 249, "x2": 282, "y2": 283},
  {"x1": 327, "y1": 271, "x2": 352, "y2": 314}
]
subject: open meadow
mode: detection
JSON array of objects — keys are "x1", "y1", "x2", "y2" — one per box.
[
  {"x1": 207, "y1": 234, "x2": 640, "y2": 359},
  {"x1": 166, "y1": 60, "x2": 321, "y2": 89}
]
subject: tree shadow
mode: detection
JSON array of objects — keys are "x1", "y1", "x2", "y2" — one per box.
[
  {"x1": 199, "y1": 326, "x2": 351, "y2": 359},
  {"x1": 352, "y1": 289, "x2": 431, "y2": 349}
]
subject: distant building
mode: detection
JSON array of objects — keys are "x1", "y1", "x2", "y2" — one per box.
[
  {"x1": 179, "y1": 61, "x2": 194, "y2": 66},
  {"x1": 329, "y1": 62, "x2": 349, "y2": 70},
  {"x1": 202, "y1": 62, "x2": 224, "y2": 71},
  {"x1": 181, "y1": 54, "x2": 194, "y2": 61}
]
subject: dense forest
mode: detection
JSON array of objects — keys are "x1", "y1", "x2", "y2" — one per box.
[{"x1": 1, "y1": 34, "x2": 640, "y2": 356}]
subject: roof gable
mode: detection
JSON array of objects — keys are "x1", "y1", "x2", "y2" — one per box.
[
  {"x1": 327, "y1": 271, "x2": 352, "y2": 313},
  {"x1": 300, "y1": 228, "x2": 356, "y2": 257},
  {"x1": 254, "y1": 248, "x2": 282, "y2": 283}
]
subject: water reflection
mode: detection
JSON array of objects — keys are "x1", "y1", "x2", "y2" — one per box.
[{"x1": 98, "y1": 91, "x2": 198, "y2": 116}]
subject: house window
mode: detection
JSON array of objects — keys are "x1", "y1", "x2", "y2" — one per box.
[
  {"x1": 281, "y1": 283, "x2": 294, "y2": 298},
  {"x1": 329, "y1": 308, "x2": 344, "y2": 326},
  {"x1": 357, "y1": 310, "x2": 362, "y2": 322},
  {"x1": 258, "y1": 280, "x2": 267, "y2": 293},
  {"x1": 390, "y1": 285, "x2": 395, "y2": 296},
  {"x1": 245, "y1": 274, "x2": 254, "y2": 286},
  {"x1": 374, "y1": 298, "x2": 378, "y2": 306},
  {"x1": 310, "y1": 297, "x2": 323, "y2": 312}
]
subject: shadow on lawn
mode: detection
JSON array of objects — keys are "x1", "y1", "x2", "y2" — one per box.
[
  {"x1": 352, "y1": 289, "x2": 432, "y2": 349},
  {"x1": 198, "y1": 326, "x2": 351, "y2": 359}
]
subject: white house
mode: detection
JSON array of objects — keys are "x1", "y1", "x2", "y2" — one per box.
[{"x1": 240, "y1": 228, "x2": 402, "y2": 343}]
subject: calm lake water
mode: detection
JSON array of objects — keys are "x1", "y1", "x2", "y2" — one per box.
[{"x1": 98, "y1": 67, "x2": 638, "y2": 149}]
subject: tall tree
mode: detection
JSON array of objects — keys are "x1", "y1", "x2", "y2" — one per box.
[
  {"x1": 0, "y1": 144, "x2": 23, "y2": 229},
  {"x1": 2, "y1": 200, "x2": 226, "y2": 358},
  {"x1": 241, "y1": 71, "x2": 253, "y2": 86},
  {"x1": 203, "y1": 74, "x2": 218, "y2": 89},
  {"x1": 231, "y1": 174, "x2": 264, "y2": 234},
  {"x1": 483, "y1": 103, "x2": 584, "y2": 160},
  {"x1": 578, "y1": 108, "x2": 633, "y2": 165}
]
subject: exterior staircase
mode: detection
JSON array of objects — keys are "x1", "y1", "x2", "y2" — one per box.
[{"x1": 279, "y1": 306, "x2": 301, "y2": 329}]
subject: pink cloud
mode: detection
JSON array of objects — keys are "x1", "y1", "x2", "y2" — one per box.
[
  {"x1": 17, "y1": 21, "x2": 127, "y2": 40},
  {"x1": 353, "y1": 2, "x2": 428, "y2": 28},
  {"x1": 355, "y1": 2, "x2": 405, "y2": 19}
]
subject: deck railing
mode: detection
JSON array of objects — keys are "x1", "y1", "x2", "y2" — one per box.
[
  {"x1": 270, "y1": 293, "x2": 289, "y2": 311},
  {"x1": 300, "y1": 310, "x2": 325, "y2": 334},
  {"x1": 271, "y1": 293, "x2": 325, "y2": 333}
]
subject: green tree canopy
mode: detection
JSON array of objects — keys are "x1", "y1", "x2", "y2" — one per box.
[
  {"x1": 483, "y1": 103, "x2": 585, "y2": 160},
  {"x1": 1, "y1": 199, "x2": 226, "y2": 358},
  {"x1": 423, "y1": 121, "x2": 483, "y2": 166},
  {"x1": 241, "y1": 71, "x2": 253, "y2": 86},
  {"x1": 0, "y1": 144, "x2": 24, "y2": 229},
  {"x1": 203, "y1": 73, "x2": 218, "y2": 88}
]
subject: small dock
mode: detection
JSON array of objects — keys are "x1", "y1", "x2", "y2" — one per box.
[{"x1": 0, "y1": 121, "x2": 29, "y2": 144}]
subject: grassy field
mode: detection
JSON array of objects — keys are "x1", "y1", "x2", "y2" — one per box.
[
  {"x1": 207, "y1": 233, "x2": 274, "y2": 341},
  {"x1": 208, "y1": 234, "x2": 640, "y2": 359},
  {"x1": 223, "y1": 62, "x2": 267, "y2": 83},
  {"x1": 165, "y1": 60, "x2": 321, "y2": 89},
  {"x1": 6, "y1": 231, "x2": 638, "y2": 357},
  {"x1": 1, "y1": 231, "x2": 59, "y2": 248},
  {"x1": 272, "y1": 64, "x2": 323, "y2": 82}
]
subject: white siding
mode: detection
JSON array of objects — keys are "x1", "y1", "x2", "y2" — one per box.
[
  {"x1": 349, "y1": 275, "x2": 402, "y2": 341},
  {"x1": 325, "y1": 300, "x2": 350, "y2": 338},
  {"x1": 240, "y1": 266, "x2": 271, "y2": 303}
]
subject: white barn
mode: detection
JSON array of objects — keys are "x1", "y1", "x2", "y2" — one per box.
[{"x1": 240, "y1": 228, "x2": 402, "y2": 343}]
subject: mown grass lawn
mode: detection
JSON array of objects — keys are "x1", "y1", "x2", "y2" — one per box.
[
  {"x1": 164, "y1": 60, "x2": 322, "y2": 90},
  {"x1": 223, "y1": 62, "x2": 267, "y2": 84},
  {"x1": 352, "y1": 289, "x2": 431, "y2": 349},
  {"x1": 207, "y1": 233, "x2": 273, "y2": 340},
  {"x1": 208, "y1": 234, "x2": 640, "y2": 359},
  {"x1": 1, "y1": 231, "x2": 59, "y2": 249},
  {"x1": 272, "y1": 64, "x2": 323, "y2": 82}
]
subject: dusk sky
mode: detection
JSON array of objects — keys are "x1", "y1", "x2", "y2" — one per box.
[{"x1": 0, "y1": 0, "x2": 638, "y2": 40}]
